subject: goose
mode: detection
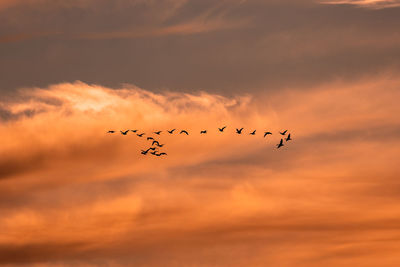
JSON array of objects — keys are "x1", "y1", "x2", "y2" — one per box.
[
  {"x1": 264, "y1": 131, "x2": 272, "y2": 137},
  {"x1": 277, "y1": 139, "x2": 284, "y2": 148}
]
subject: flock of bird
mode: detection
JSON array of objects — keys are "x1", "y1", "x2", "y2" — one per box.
[{"x1": 107, "y1": 127, "x2": 292, "y2": 156}]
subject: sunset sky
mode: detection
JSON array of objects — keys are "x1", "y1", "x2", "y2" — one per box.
[{"x1": 1, "y1": 1, "x2": 400, "y2": 266}]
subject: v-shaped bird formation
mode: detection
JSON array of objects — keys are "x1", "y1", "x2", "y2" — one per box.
[{"x1": 107, "y1": 126, "x2": 293, "y2": 157}]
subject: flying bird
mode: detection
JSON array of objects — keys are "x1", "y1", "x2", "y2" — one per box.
[
  {"x1": 107, "y1": 130, "x2": 115, "y2": 133},
  {"x1": 141, "y1": 148, "x2": 152, "y2": 155},
  {"x1": 120, "y1": 130, "x2": 129, "y2": 135},
  {"x1": 200, "y1": 130, "x2": 207, "y2": 134},
  {"x1": 154, "y1": 152, "x2": 167, "y2": 156},
  {"x1": 249, "y1": 130, "x2": 256, "y2": 135},
  {"x1": 137, "y1": 133, "x2": 145, "y2": 137},
  {"x1": 280, "y1": 130, "x2": 288, "y2": 135},
  {"x1": 286, "y1": 133, "x2": 292, "y2": 141},
  {"x1": 168, "y1": 129, "x2": 176, "y2": 134},
  {"x1": 131, "y1": 130, "x2": 138, "y2": 133},
  {"x1": 180, "y1": 130, "x2": 189, "y2": 135},
  {"x1": 264, "y1": 131, "x2": 272, "y2": 137},
  {"x1": 218, "y1": 126, "x2": 227, "y2": 132},
  {"x1": 154, "y1": 131, "x2": 162, "y2": 135},
  {"x1": 277, "y1": 139, "x2": 284, "y2": 148},
  {"x1": 147, "y1": 137, "x2": 154, "y2": 140},
  {"x1": 152, "y1": 140, "x2": 164, "y2": 147},
  {"x1": 236, "y1": 128, "x2": 244, "y2": 134}
]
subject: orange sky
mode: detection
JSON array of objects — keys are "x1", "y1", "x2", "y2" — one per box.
[
  {"x1": 1, "y1": 1, "x2": 400, "y2": 266},
  {"x1": 1, "y1": 76, "x2": 400, "y2": 266}
]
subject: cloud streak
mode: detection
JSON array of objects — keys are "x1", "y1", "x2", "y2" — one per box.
[{"x1": 321, "y1": 0, "x2": 400, "y2": 9}]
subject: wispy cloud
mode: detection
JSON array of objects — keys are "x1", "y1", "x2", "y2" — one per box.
[{"x1": 321, "y1": 0, "x2": 400, "y2": 9}]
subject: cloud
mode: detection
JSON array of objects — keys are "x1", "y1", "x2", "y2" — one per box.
[
  {"x1": 1, "y1": 77, "x2": 400, "y2": 266},
  {"x1": 321, "y1": 0, "x2": 400, "y2": 9}
]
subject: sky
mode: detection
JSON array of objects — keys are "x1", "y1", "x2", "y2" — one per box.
[{"x1": 1, "y1": 0, "x2": 400, "y2": 266}]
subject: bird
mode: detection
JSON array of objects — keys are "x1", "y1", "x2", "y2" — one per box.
[
  {"x1": 264, "y1": 131, "x2": 272, "y2": 137},
  {"x1": 154, "y1": 152, "x2": 167, "y2": 157},
  {"x1": 154, "y1": 131, "x2": 162, "y2": 135},
  {"x1": 249, "y1": 130, "x2": 256, "y2": 135},
  {"x1": 152, "y1": 140, "x2": 164, "y2": 147},
  {"x1": 286, "y1": 133, "x2": 292, "y2": 141},
  {"x1": 168, "y1": 129, "x2": 176, "y2": 134},
  {"x1": 180, "y1": 130, "x2": 189, "y2": 135},
  {"x1": 131, "y1": 130, "x2": 138, "y2": 133},
  {"x1": 137, "y1": 133, "x2": 145, "y2": 137},
  {"x1": 236, "y1": 128, "x2": 244, "y2": 134},
  {"x1": 107, "y1": 130, "x2": 115, "y2": 133},
  {"x1": 277, "y1": 139, "x2": 284, "y2": 148},
  {"x1": 120, "y1": 130, "x2": 129, "y2": 135},
  {"x1": 147, "y1": 137, "x2": 154, "y2": 140},
  {"x1": 280, "y1": 130, "x2": 288, "y2": 135},
  {"x1": 141, "y1": 148, "x2": 152, "y2": 155},
  {"x1": 149, "y1": 147, "x2": 156, "y2": 150},
  {"x1": 218, "y1": 126, "x2": 227, "y2": 132},
  {"x1": 200, "y1": 130, "x2": 207, "y2": 134}
]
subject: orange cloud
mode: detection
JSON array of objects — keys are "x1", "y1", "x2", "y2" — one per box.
[{"x1": 1, "y1": 77, "x2": 400, "y2": 266}]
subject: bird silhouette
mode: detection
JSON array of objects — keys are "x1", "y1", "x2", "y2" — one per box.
[
  {"x1": 137, "y1": 133, "x2": 145, "y2": 137},
  {"x1": 151, "y1": 140, "x2": 164, "y2": 147},
  {"x1": 249, "y1": 130, "x2": 256, "y2": 135},
  {"x1": 120, "y1": 130, "x2": 129, "y2": 135},
  {"x1": 280, "y1": 130, "x2": 288, "y2": 135},
  {"x1": 152, "y1": 140, "x2": 165, "y2": 147},
  {"x1": 200, "y1": 130, "x2": 207, "y2": 134},
  {"x1": 236, "y1": 128, "x2": 244, "y2": 134},
  {"x1": 131, "y1": 130, "x2": 138, "y2": 133},
  {"x1": 277, "y1": 139, "x2": 284, "y2": 148},
  {"x1": 141, "y1": 148, "x2": 152, "y2": 155},
  {"x1": 218, "y1": 126, "x2": 227, "y2": 132},
  {"x1": 107, "y1": 130, "x2": 115, "y2": 133},
  {"x1": 168, "y1": 129, "x2": 176, "y2": 134},
  {"x1": 286, "y1": 133, "x2": 292, "y2": 141},
  {"x1": 154, "y1": 152, "x2": 167, "y2": 157},
  {"x1": 147, "y1": 137, "x2": 154, "y2": 140},
  {"x1": 264, "y1": 131, "x2": 272, "y2": 137},
  {"x1": 154, "y1": 131, "x2": 162, "y2": 135},
  {"x1": 180, "y1": 130, "x2": 189, "y2": 135}
]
